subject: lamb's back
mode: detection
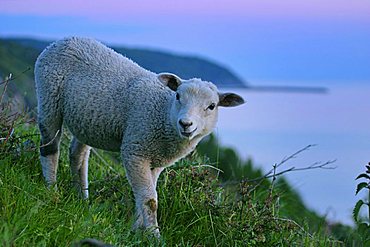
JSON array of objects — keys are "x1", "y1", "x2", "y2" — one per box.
[{"x1": 35, "y1": 37, "x2": 170, "y2": 151}]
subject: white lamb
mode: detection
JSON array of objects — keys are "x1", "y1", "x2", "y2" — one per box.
[{"x1": 34, "y1": 37, "x2": 244, "y2": 237}]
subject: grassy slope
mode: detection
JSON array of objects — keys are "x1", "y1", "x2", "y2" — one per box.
[{"x1": 0, "y1": 119, "x2": 341, "y2": 246}]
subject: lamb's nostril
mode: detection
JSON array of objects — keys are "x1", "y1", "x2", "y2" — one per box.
[{"x1": 179, "y1": 119, "x2": 193, "y2": 129}]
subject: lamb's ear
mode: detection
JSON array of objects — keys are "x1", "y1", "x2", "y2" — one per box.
[
  {"x1": 218, "y1": 93, "x2": 245, "y2": 107},
  {"x1": 158, "y1": 73, "x2": 182, "y2": 91}
]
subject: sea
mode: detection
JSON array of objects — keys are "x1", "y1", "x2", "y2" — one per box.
[{"x1": 215, "y1": 82, "x2": 370, "y2": 226}]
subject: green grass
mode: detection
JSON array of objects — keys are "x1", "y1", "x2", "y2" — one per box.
[
  {"x1": 0, "y1": 122, "x2": 343, "y2": 247},
  {"x1": 0, "y1": 94, "x2": 345, "y2": 246}
]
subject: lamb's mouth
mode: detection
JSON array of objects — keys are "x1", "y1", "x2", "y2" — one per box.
[{"x1": 181, "y1": 128, "x2": 197, "y2": 138}]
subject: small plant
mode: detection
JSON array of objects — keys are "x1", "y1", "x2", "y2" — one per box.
[{"x1": 353, "y1": 162, "x2": 370, "y2": 244}]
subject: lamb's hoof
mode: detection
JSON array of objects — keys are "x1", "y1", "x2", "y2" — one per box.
[
  {"x1": 132, "y1": 220, "x2": 160, "y2": 238},
  {"x1": 153, "y1": 228, "x2": 161, "y2": 239},
  {"x1": 72, "y1": 181, "x2": 89, "y2": 199},
  {"x1": 146, "y1": 226, "x2": 160, "y2": 239},
  {"x1": 46, "y1": 182, "x2": 58, "y2": 191},
  {"x1": 80, "y1": 188, "x2": 89, "y2": 199}
]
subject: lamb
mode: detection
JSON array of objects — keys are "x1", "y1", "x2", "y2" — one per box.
[{"x1": 34, "y1": 37, "x2": 244, "y2": 237}]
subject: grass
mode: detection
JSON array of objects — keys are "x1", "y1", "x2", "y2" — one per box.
[
  {"x1": 0, "y1": 124, "x2": 343, "y2": 246},
  {"x1": 0, "y1": 84, "x2": 342, "y2": 246}
]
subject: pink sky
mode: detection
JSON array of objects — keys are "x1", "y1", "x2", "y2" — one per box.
[{"x1": 2, "y1": 0, "x2": 370, "y2": 22}]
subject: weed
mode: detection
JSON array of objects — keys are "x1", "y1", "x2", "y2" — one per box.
[{"x1": 352, "y1": 163, "x2": 370, "y2": 245}]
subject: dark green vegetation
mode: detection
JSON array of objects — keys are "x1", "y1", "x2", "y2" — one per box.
[
  {"x1": 0, "y1": 37, "x2": 245, "y2": 111},
  {"x1": 352, "y1": 163, "x2": 370, "y2": 245}
]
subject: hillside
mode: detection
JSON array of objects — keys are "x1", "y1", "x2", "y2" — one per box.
[
  {"x1": 0, "y1": 37, "x2": 246, "y2": 110},
  {"x1": 0, "y1": 109, "x2": 344, "y2": 246}
]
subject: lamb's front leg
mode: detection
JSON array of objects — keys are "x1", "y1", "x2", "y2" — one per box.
[{"x1": 123, "y1": 155, "x2": 160, "y2": 237}]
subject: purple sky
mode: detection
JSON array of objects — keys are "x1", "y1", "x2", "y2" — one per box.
[
  {"x1": 2, "y1": 0, "x2": 370, "y2": 20},
  {"x1": 1, "y1": 0, "x2": 370, "y2": 83}
]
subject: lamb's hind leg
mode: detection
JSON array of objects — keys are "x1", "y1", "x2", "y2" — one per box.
[
  {"x1": 69, "y1": 137, "x2": 91, "y2": 199},
  {"x1": 39, "y1": 122, "x2": 62, "y2": 188},
  {"x1": 151, "y1": 167, "x2": 164, "y2": 189}
]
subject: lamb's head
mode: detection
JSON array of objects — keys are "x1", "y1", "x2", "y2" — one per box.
[{"x1": 158, "y1": 73, "x2": 245, "y2": 140}]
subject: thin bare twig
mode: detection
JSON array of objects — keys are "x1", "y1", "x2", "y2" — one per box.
[
  {"x1": 39, "y1": 130, "x2": 60, "y2": 148},
  {"x1": 192, "y1": 164, "x2": 224, "y2": 173},
  {"x1": 273, "y1": 217, "x2": 313, "y2": 238},
  {"x1": 275, "y1": 160, "x2": 335, "y2": 177},
  {"x1": 0, "y1": 67, "x2": 31, "y2": 86},
  {"x1": 0, "y1": 125, "x2": 14, "y2": 147},
  {"x1": 269, "y1": 144, "x2": 316, "y2": 176},
  {"x1": 247, "y1": 160, "x2": 336, "y2": 183},
  {"x1": 12, "y1": 185, "x2": 75, "y2": 216},
  {"x1": 269, "y1": 163, "x2": 278, "y2": 196},
  {"x1": 0, "y1": 73, "x2": 12, "y2": 104},
  {"x1": 0, "y1": 111, "x2": 20, "y2": 123},
  {"x1": 61, "y1": 130, "x2": 119, "y2": 174},
  {"x1": 222, "y1": 145, "x2": 336, "y2": 186},
  {"x1": 90, "y1": 148, "x2": 118, "y2": 173}
]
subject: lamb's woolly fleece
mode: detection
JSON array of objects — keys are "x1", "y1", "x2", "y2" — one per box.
[{"x1": 35, "y1": 37, "x2": 208, "y2": 165}]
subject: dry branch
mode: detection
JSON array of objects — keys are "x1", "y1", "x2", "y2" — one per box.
[
  {"x1": 0, "y1": 67, "x2": 30, "y2": 86},
  {"x1": 223, "y1": 145, "x2": 336, "y2": 186}
]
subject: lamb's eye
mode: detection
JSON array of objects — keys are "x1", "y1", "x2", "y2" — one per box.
[
  {"x1": 176, "y1": 93, "x2": 180, "y2": 100},
  {"x1": 207, "y1": 103, "x2": 216, "y2": 111}
]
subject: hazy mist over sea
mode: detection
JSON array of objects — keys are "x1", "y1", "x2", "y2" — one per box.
[{"x1": 217, "y1": 84, "x2": 370, "y2": 225}]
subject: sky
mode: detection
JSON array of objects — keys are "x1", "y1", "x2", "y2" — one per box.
[
  {"x1": 1, "y1": 0, "x2": 370, "y2": 83},
  {"x1": 1, "y1": 0, "x2": 370, "y2": 225}
]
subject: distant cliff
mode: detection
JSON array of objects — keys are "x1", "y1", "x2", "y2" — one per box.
[{"x1": 0, "y1": 37, "x2": 246, "y2": 109}]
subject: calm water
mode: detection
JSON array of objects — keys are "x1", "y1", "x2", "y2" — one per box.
[{"x1": 216, "y1": 83, "x2": 370, "y2": 225}]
